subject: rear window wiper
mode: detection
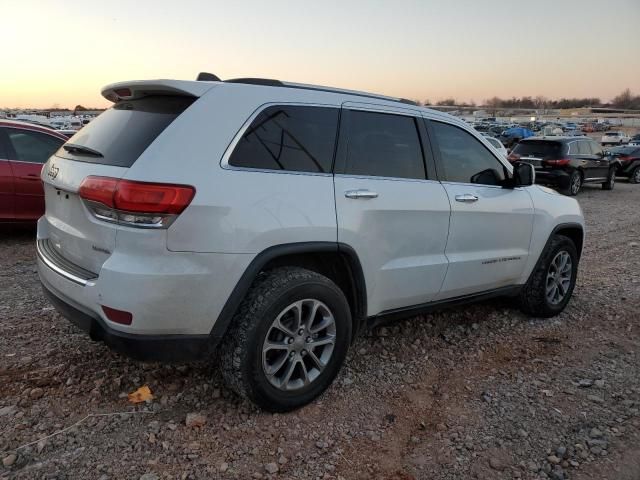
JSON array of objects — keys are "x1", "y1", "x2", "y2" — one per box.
[{"x1": 63, "y1": 144, "x2": 104, "y2": 157}]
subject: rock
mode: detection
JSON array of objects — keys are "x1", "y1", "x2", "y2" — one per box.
[
  {"x1": 527, "y1": 461, "x2": 539, "y2": 472},
  {"x1": 556, "y1": 446, "x2": 567, "y2": 458},
  {"x1": 436, "y1": 423, "x2": 447, "y2": 432},
  {"x1": 219, "y1": 462, "x2": 229, "y2": 472},
  {"x1": 0, "y1": 405, "x2": 17, "y2": 416},
  {"x1": 548, "y1": 455, "x2": 561, "y2": 465},
  {"x1": 139, "y1": 475, "x2": 159, "y2": 480},
  {"x1": 587, "y1": 395, "x2": 604, "y2": 403},
  {"x1": 278, "y1": 455, "x2": 288, "y2": 465},
  {"x1": 2, "y1": 454, "x2": 17, "y2": 467},
  {"x1": 518, "y1": 429, "x2": 528, "y2": 438},
  {"x1": 148, "y1": 420, "x2": 161, "y2": 433},
  {"x1": 569, "y1": 460, "x2": 579, "y2": 467},
  {"x1": 29, "y1": 388, "x2": 44, "y2": 399},
  {"x1": 264, "y1": 462, "x2": 279, "y2": 474},
  {"x1": 578, "y1": 379, "x2": 593, "y2": 388},
  {"x1": 590, "y1": 446, "x2": 602, "y2": 455},
  {"x1": 488, "y1": 456, "x2": 506, "y2": 471},
  {"x1": 589, "y1": 428, "x2": 603, "y2": 438},
  {"x1": 185, "y1": 413, "x2": 207, "y2": 428},
  {"x1": 594, "y1": 379, "x2": 605, "y2": 388}
]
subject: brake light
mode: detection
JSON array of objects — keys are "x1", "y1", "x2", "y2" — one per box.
[
  {"x1": 79, "y1": 176, "x2": 195, "y2": 228},
  {"x1": 507, "y1": 153, "x2": 521, "y2": 162},
  {"x1": 113, "y1": 88, "x2": 132, "y2": 98},
  {"x1": 542, "y1": 158, "x2": 571, "y2": 167}
]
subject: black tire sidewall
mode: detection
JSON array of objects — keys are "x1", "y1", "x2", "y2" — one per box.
[
  {"x1": 631, "y1": 167, "x2": 640, "y2": 184},
  {"x1": 244, "y1": 280, "x2": 352, "y2": 411}
]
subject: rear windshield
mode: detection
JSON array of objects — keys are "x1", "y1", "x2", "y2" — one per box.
[
  {"x1": 55, "y1": 95, "x2": 195, "y2": 167},
  {"x1": 512, "y1": 141, "x2": 564, "y2": 159}
]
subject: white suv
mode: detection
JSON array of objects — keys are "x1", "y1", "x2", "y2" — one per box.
[{"x1": 37, "y1": 75, "x2": 585, "y2": 411}]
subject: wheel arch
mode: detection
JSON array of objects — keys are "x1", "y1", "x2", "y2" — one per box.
[
  {"x1": 210, "y1": 242, "x2": 367, "y2": 343},
  {"x1": 551, "y1": 223, "x2": 584, "y2": 260}
]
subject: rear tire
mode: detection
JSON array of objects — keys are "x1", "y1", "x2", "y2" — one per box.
[
  {"x1": 630, "y1": 166, "x2": 640, "y2": 184},
  {"x1": 562, "y1": 171, "x2": 581, "y2": 196},
  {"x1": 602, "y1": 167, "x2": 615, "y2": 190},
  {"x1": 219, "y1": 267, "x2": 352, "y2": 412},
  {"x1": 519, "y1": 235, "x2": 578, "y2": 318}
]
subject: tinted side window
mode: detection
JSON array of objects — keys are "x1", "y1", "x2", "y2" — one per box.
[
  {"x1": 589, "y1": 141, "x2": 603, "y2": 156},
  {"x1": 229, "y1": 105, "x2": 339, "y2": 173},
  {"x1": 576, "y1": 141, "x2": 591, "y2": 155},
  {"x1": 6, "y1": 129, "x2": 64, "y2": 164},
  {"x1": 0, "y1": 129, "x2": 9, "y2": 159},
  {"x1": 430, "y1": 121, "x2": 505, "y2": 185},
  {"x1": 343, "y1": 110, "x2": 425, "y2": 179}
]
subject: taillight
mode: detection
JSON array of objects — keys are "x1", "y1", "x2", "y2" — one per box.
[
  {"x1": 507, "y1": 153, "x2": 521, "y2": 162},
  {"x1": 542, "y1": 158, "x2": 571, "y2": 167},
  {"x1": 79, "y1": 176, "x2": 195, "y2": 228}
]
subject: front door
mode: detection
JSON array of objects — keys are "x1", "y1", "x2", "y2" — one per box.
[
  {"x1": 427, "y1": 120, "x2": 534, "y2": 299},
  {"x1": 334, "y1": 107, "x2": 451, "y2": 316}
]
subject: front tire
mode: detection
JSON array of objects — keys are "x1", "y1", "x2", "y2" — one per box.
[
  {"x1": 519, "y1": 235, "x2": 578, "y2": 318},
  {"x1": 219, "y1": 267, "x2": 352, "y2": 412},
  {"x1": 630, "y1": 166, "x2": 640, "y2": 184},
  {"x1": 602, "y1": 167, "x2": 615, "y2": 190}
]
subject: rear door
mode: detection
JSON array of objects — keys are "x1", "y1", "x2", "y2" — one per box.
[
  {"x1": 0, "y1": 129, "x2": 15, "y2": 220},
  {"x1": 334, "y1": 105, "x2": 450, "y2": 315},
  {"x1": 40, "y1": 95, "x2": 195, "y2": 274},
  {"x1": 587, "y1": 140, "x2": 610, "y2": 178},
  {"x1": 571, "y1": 140, "x2": 600, "y2": 180},
  {"x1": 5, "y1": 128, "x2": 64, "y2": 220},
  {"x1": 427, "y1": 119, "x2": 534, "y2": 299}
]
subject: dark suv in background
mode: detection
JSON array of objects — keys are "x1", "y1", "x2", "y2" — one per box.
[
  {"x1": 608, "y1": 145, "x2": 640, "y2": 184},
  {"x1": 508, "y1": 137, "x2": 618, "y2": 196}
]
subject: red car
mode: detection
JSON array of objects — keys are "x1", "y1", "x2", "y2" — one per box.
[{"x1": 0, "y1": 120, "x2": 67, "y2": 222}]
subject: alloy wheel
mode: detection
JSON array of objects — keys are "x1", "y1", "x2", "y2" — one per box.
[
  {"x1": 571, "y1": 174, "x2": 581, "y2": 195},
  {"x1": 262, "y1": 299, "x2": 336, "y2": 391},
  {"x1": 546, "y1": 251, "x2": 572, "y2": 305}
]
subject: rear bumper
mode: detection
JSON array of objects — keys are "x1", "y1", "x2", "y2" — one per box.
[
  {"x1": 41, "y1": 281, "x2": 211, "y2": 361},
  {"x1": 534, "y1": 169, "x2": 570, "y2": 189}
]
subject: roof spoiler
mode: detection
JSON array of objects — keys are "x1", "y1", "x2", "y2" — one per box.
[{"x1": 101, "y1": 79, "x2": 218, "y2": 103}]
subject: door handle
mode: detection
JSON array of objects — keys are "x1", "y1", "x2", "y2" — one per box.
[
  {"x1": 455, "y1": 194, "x2": 479, "y2": 203},
  {"x1": 344, "y1": 189, "x2": 378, "y2": 199}
]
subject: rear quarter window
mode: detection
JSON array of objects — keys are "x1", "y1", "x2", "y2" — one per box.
[
  {"x1": 55, "y1": 95, "x2": 195, "y2": 167},
  {"x1": 229, "y1": 105, "x2": 339, "y2": 173}
]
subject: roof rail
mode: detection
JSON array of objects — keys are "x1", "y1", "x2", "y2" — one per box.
[
  {"x1": 225, "y1": 78, "x2": 283, "y2": 87},
  {"x1": 223, "y1": 77, "x2": 419, "y2": 107}
]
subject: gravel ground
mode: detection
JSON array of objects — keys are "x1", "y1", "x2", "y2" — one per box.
[{"x1": 1, "y1": 182, "x2": 639, "y2": 480}]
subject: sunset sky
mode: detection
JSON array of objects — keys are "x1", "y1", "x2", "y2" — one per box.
[{"x1": 1, "y1": 0, "x2": 639, "y2": 109}]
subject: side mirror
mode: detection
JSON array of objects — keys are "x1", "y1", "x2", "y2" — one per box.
[{"x1": 512, "y1": 161, "x2": 535, "y2": 187}]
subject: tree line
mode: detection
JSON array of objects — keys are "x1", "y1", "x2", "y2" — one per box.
[{"x1": 422, "y1": 89, "x2": 640, "y2": 110}]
